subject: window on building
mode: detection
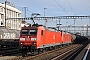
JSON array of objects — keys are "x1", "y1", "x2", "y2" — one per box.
[
  {"x1": 1, "y1": 14, "x2": 4, "y2": 20},
  {"x1": 1, "y1": 7, "x2": 3, "y2": 12},
  {"x1": 18, "y1": 13, "x2": 21, "y2": 17}
]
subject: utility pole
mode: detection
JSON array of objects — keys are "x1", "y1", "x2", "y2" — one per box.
[
  {"x1": 88, "y1": 16, "x2": 90, "y2": 35},
  {"x1": 74, "y1": 19, "x2": 76, "y2": 33},
  {"x1": 56, "y1": 20, "x2": 57, "y2": 27},
  {"x1": 24, "y1": 7, "x2": 27, "y2": 20},
  {"x1": 44, "y1": 8, "x2": 47, "y2": 27},
  {"x1": 5, "y1": 0, "x2": 7, "y2": 28},
  {"x1": 86, "y1": 25, "x2": 88, "y2": 37},
  {"x1": 89, "y1": 16, "x2": 90, "y2": 27},
  {"x1": 44, "y1": 8, "x2": 47, "y2": 17},
  {"x1": 57, "y1": 20, "x2": 62, "y2": 31},
  {"x1": 66, "y1": 22, "x2": 68, "y2": 32},
  {"x1": 59, "y1": 20, "x2": 60, "y2": 30}
]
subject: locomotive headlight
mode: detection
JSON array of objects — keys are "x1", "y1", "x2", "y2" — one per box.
[
  {"x1": 20, "y1": 38, "x2": 25, "y2": 41},
  {"x1": 33, "y1": 42, "x2": 36, "y2": 44},
  {"x1": 20, "y1": 42, "x2": 24, "y2": 44},
  {"x1": 21, "y1": 43, "x2": 23, "y2": 44},
  {"x1": 32, "y1": 42, "x2": 36, "y2": 45},
  {"x1": 31, "y1": 38, "x2": 36, "y2": 41}
]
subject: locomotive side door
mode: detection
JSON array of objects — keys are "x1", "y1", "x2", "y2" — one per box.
[{"x1": 41, "y1": 30, "x2": 45, "y2": 48}]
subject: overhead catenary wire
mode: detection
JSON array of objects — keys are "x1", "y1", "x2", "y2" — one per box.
[
  {"x1": 76, "y1": 6, "x2": 90, "y2": 15},
  {"x1": 22, "y1": 7, "x2": 33, "y2": 17},
  {"x1": 6, "y1": 2, "x2": 23, "y2": 11},
  {"x1": 66, "y1": 0, "x2": 76, "y2": 15},
  {"x1": 75, "y1": 7, "x2": 90, "y2": 29},
  {"x1": 65, "y1": 0, "x2": 90, "y2": 29},
  {"x1": 27, "y1": 7, "x2": 33, "y2": 14},
  {"x1": 30, "y1": 0, "x2": 55, "y2": 16},
  {"x1": 65, "y1": 0, "x2": 90, "y2": 32},
  {"x1": 30, "y1": 0, "x2": 43, "y2": 8},
  {"x1": 73, "y1": 7, "x2": 90, "y2": 31},
  {"x1": 8, "y1": 3, "x2": 33, "y2": 17},
  {"x1": 54, "y1": 0, "x2": 69, "y2": 15}
]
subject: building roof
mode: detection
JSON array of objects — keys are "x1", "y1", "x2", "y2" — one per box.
[{"x1": 0, "y1": 3, "x2": 21, "y2": 13}]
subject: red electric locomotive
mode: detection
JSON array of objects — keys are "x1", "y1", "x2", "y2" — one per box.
[
  {"x1": 61, "y1": 32, "x2": 72, "y2": 44},
  {"x1": 19, "y1": 24, "x2": 72, "y2": 56}
]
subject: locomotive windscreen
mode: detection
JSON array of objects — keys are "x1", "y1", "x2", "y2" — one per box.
[
  {"x1": 21, "y1": 30, "x2": 29, "y2": 35},
  {"x1": 21, "y1": 29, "x2": 37, "y2": 35},
  {"x1": 29, "y1": 30, "x2": 37, "y2": 35}
]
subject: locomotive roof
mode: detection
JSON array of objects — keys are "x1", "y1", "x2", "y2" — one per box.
[{"x1": 21, "y1": 27, "x2": 37, "y2": 29}]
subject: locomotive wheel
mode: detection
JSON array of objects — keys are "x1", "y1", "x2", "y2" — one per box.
[
  {"x1": 40, "y1": 48, "x2": 43, "y2": 52},
  {"x1": 37, "y1": 49, "x2": 40, "y2": 54},
  {"x1": 45, "y1": 47, "x2": 51, "y2": 51},
  {"x1": 30, "y1": 49, "x2": 36, "y2": 54},
  {"x1": 37, "y1": 48, "x2": 43, "y2": 54}
]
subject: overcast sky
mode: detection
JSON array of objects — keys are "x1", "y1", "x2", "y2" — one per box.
[{"x1": 0, "y1": 0, "x2": 90, "y2": 28}]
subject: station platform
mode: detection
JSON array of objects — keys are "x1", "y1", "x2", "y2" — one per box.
[
  {"x1": 0, "y1": 56, "x2": 16, "y2": 60},
  {"x1": 74, "y1": 42, "x2": 90, "y2": 60}
]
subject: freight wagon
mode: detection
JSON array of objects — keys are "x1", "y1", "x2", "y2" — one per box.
[{"x1": 0, "y1": 27, "x2": 20, "y2": 48}]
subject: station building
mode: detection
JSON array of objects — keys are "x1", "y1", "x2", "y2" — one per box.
[{"x1": 0, "y1": 2, "x2": 22, "y2": 30}]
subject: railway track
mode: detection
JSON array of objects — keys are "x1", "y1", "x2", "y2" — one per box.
[
  {"x1": 0, "y1": 41, "x2": 88, "y2": 60},
  {"x1": 0, "y1": 47, "x2": 20, "y2": 56},
  {"x1": 30, "y1": 44, "x2": 82, "y2": 60},
  {"x1": 6, "y1": 44, "x2": 84, "y2": 60},
  {"x1": 61, "y1": 41, "x2": 88, "y2": 60}
]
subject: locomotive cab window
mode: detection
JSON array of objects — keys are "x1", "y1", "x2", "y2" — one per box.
[
  {"x1": 29, "y1": 29, "x2": 37, "y2": 35},
  {"x1": 21, "y1": 30, "x2": 29, "y2": 35}
]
